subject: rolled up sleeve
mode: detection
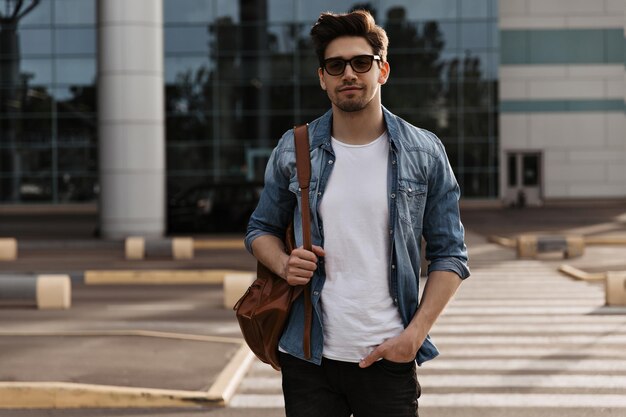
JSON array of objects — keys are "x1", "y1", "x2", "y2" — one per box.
[{"x1": 422, "y1": 140, "x2": 470, "y2": 280}]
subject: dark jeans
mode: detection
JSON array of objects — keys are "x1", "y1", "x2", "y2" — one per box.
[{"x1": 280, "y1": 352, "x2": 420, "y2": 417}]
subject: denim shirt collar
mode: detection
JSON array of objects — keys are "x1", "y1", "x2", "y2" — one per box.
[{"x1": 309, "y1": 106, "x2": 401, "y2": 150}]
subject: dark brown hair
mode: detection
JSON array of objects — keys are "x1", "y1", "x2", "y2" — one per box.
[{"x1": 310, "y1": 10, "x2": 389, "y2": 68}]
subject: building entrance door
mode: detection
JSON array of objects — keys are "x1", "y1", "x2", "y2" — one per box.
[{"x1": 505, "y1": 152, "x2": 543, "y2": 207}]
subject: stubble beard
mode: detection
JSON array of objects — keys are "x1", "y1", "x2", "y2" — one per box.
[
  {"x1": 336, "y1": 99, "x2": 367, "y2": 112},
  {"x1": 333, "y1": 90, "x2": 372, "y2": 113}
]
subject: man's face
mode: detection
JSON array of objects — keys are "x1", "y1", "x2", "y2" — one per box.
[{"x1": 318, "y1": 36, "x2": 390, "y2": 113}]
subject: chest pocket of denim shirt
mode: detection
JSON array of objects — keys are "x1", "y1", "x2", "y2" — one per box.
[
  {"x1": 288, "y1": 178, "x2": 318, "y2": 208},
  {"x1": 397, "y1": 179, "x2": 427, "y2": 228}
]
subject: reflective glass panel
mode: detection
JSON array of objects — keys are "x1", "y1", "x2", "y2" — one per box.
[
  {"x1": 164, "y1": 0, "x2": 215, "y2": 23},
  {"x1": 54, "y1": 0, "x2": 96, "y2": 25},
  {"x1": 166, "y1": 115, "x2": 214, "y2": 142},
  {"x1": 57, "y1": 174, "x2": 96, "y2": 202},
  {"x1": 165, "y1": 56, "x2": 212, "y2": 84},
  {"x1": 21, "y1": 58, "x2": 53, "y2": 85},
  {"x1": 55, "y1": 28, "x2": 96, "y2": 55},
  {"x1": 19, "y1": 147, "x2": 53, "y2": 173},
  {"x1": 18, "y1": 29, "x2": 53, "y2": 56},
  {"x1": 297, "y1": 0, "x2": 356, "y2": 20},
  {"x1": 215, "y1": 0, "x2": 240, "y2": 22},
  {"x1": 21, "y1": 86, "x2": 54, "y2": 114},
  {"x1": 462, "y1": 171, "x2": 495, "y2": 197},
  {"x1": 268, "y1": 0, "x2": 295, "y2": 23},
  {"x1": 165, "y1": 26, "x2": 211, "y2": 54},
  {"x1": 57, "y1": 116, "x2": 96, "y2": 146},
  {"x1": 160, "y1": 0, "x2": 502, "y2": 200},
  {"x1": 17, "y1": 175, "x2": 53, "y2": 202},
  {"x1": 55, "y1": 58, "x2": 96, "y2": 85},
  {"x1": 380, "y1": 0, "x2": 458, "y2": 21},
  {"x1": 267, "y1": 23, "x2": 301, "y2": 53},
  {"x1": 463, "y1": 139, "x2": 492, "y2": 168},
  {"x1": 461, "y1": 0, "x2": 489, "y2": 19},
  {"x1": 54, "y1": 86, "x2": 97, "y2": 114},
  {"x1": 167, "y1": 143, "x2": 214, "y2": 171},
  {"x1": 57, "y1": 146, "x2": 97, "y2": 171},
  {"x1": 14, "y1": 0, "x2": 51, "y2": 25},
  {"x1": 437, "y1": 21, "x2": 458, "y2": 51},
  {"x1": 460, "y1": 21, "x2": 489, "y2": 49}
]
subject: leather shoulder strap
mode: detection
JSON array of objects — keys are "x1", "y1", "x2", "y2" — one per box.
[
  {"x1": 293, "y1": 124, "x2": 312, "y2": 252},
  {"x1": 293, "y1": 124, "x2": 313, "y2": 360}
]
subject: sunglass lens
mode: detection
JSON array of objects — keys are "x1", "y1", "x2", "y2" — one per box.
[
  {"x1": 352, "y1": 56, "x2": 372, "y2": 72},
  {"x1": 326, "y1": 60, "x2": 345, "y2": 75}
]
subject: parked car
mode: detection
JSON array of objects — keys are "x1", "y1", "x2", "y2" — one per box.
[{"x1": 167, "y1": 182, "x2": 263, "y2": 234}]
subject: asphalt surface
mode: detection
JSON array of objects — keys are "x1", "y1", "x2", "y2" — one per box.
[{"x1": 1, "y1": 200, "x2": 625, "y2": 416}]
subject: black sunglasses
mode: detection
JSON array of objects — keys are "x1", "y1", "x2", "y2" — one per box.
[{"x1": 322, "y1": 55, "x2": 381, "y2": 76}]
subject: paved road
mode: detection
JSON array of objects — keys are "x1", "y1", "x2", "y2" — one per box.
[
  {"x1": 1, "y1": 203, "x2": 625, "y2": 416},
  {"x1": 230, "y1": 239, "x2": 626, "y2": 416}
]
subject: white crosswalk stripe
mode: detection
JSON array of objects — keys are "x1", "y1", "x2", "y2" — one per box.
[{"x1": 229, "y1": 242, "x2": 626, "y2": 411}]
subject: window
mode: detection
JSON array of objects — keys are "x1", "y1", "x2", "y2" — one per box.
[
  {"x1": 508, "y1": 154, "x2": 517, "y2": 187},
  {"x1": 522, "y1": 155, "x2": 540, "y2": 186}
]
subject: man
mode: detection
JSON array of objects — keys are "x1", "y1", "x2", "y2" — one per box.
[{"x1": 245, "y1": 10, "x2": 469, "y2": 417}]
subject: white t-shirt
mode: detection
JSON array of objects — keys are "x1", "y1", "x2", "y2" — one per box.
[{"x1": 319, "y1": 132, "x2": 405, "y2": 362}]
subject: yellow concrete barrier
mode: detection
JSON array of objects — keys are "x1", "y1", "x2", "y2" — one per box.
[
  {"x1": 223, "y1": 273, "x2": 255, "y2": 309},
  {"x1": 517, "y1": 234, "x2": 584, "y2": 259},
  {"x1": 585, "y1": 236, "x2": 626, "y2": 245},
  {"x1": 84, "y1": 269, "x2": 248, "y2": 285},
  {"x1": 558, "y1": 264, "x2": 606, "y2": 281},
  {"x1": 0, "y1": 274, "x2": 71, "y2": 309},
  {"x1": 125, "y1": 237, "x2": 194, "y2": 260},
  {"x1": 36, "y1": 275, "x2": 72, "y2": 309},
  {"x1": 124, "y1": 237, "x2": 145, "y2": 260},
  {"x1": 606, "y1": 271, "x2": 626, "y2": 306},
  {"x1": 487, "y1": 235, "x2": 516, "y2": 248},
  {"x1": 194, "y1": 239, "x2": 245, "y2": 250},
  {"x1": 0, "y1": 238, "x2": 17, "y2": 261},
  {"x1": 172, "y1": 237, "x2": 194, "y2": 259}
]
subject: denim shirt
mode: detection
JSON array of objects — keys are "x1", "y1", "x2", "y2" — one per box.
[{"x1": 245, "y1": 106, "x2": 470, "y2": 366}]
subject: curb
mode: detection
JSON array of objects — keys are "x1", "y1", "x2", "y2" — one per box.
[
  {"x1": 194, "y1": 239, "x2": 246, "y2": 250},
  {"x1": 207, "y1": 344, "x2": 256, "y2": 405},
  {"x1": 487, "y1": 235, "x2": 516, "y2": 248},
  {"x1": 0, "y1": 382, "x2": 217, "y2": 409},
  {"x1": 0, "y1": 330, "x2": 243, "y2": 345},
  {"x1": 585, "y1": 236, "x2": 626, "y2": 245},
  {"x1": 558, "y1": 264, "x2": 606, "y2": 281}
]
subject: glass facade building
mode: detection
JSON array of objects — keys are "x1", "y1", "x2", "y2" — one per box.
[
  {"x1": 0, "y1": 0, "x2": 97, "y2": 203},
  {"x1": 0, "y1": 0, "x2": 499, "y2": 206}
]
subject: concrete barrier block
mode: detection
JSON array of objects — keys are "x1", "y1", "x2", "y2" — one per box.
[
  {"x1": 606, "y1": 271, "x2": 626, "y2": 306},
  {"x1": 35, "y1": 275, "x2": 72, "y2": 310},
  {"x1": 0, "y1": 238, "x2": 17, "y2": 261},
  {"x1": 517, "y1": 234, "x2": 585, "y2": 259},
  {"x1": 172, "y1": 237, "x2": 194, "y2": 260},
  {"x1": 223, "y1": 273, "x2": 255, "y2": 309},
  {"x1": 125, "y1": 237, "x2": 145, "y2": 260},
  {"x1": 565, "y1": 235, "x2": 585, "y2": 258},
  {"x1": 125, "y1": 237, "x2": 195, "y2": 260},
  {"x1": 517, "y1": 235, "x2": 538, "y2": 259}
]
